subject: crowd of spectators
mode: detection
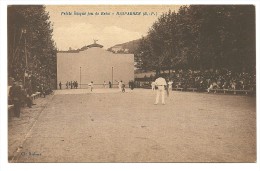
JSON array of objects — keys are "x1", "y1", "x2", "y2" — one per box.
[
  {"x1": 64, "y1": 81, "x2": 79, "y2": 89},
  {"x1": 137, "y1": 69, "x2": 256, "y2": 93},
  {"x1": 8, "y1": 74, "x2": 54, "y2": 118},
  {"x1": 169, "y1": 69, "x2": 256, "y2": 92}
]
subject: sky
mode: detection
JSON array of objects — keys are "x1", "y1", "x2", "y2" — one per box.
[{"x1": 46, "y1": 5, "x2": 181, "y2": 50}]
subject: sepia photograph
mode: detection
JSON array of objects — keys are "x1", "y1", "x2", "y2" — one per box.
[{"x1": 4, "y1": 2, "x2": 257, "y2": 166}]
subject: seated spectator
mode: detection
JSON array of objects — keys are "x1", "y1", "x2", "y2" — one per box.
[
  {"x1": 230, "y1": 81, "x2": 236, "y2": 90},
  {"x1": 39, "y1": 84, "x2": 46, "y2": 97}
]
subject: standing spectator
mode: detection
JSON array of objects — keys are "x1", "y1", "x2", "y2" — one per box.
[
  {"x1": 168, "y1": 80, "x2": 173, "y2": 95},
  {"x1": 39, "y1": 84, "x2": 46, "y2": 97},
  {"x1": 117, "y1": 80, "x2": 122, "y2": 92},
  {"x1": 167, "y1": 80, "x2": 173, "y2": 96},
  {"x1": 122, "y1": 83, "x2": 126, "y2": 93},
  {"x1": 20, "y1": 85, "x2": 27, "y2": 107},
  {"x1": 66, "y1": 81, "x2": 68, "y2": 89},
  {"x1": 130, "y1": 80, "x2": 134, "y2": 90},
  {"x1": 109, "y1": 81, "x2": 112, "y2": 88},
  {"x1": 73, "y1": 81, "x2": 76, "y2": 89},
  {"x1": 9, "y1": 81, "x2": 22, "y2": 117},
  {"x1": 70, "y1": 81, "x2": 73, "y2": 89},
  {"x1": 75, "y1": 81, "x2": 78, "y2": 89},
  {"x1": 26, "y1": 80, "x2": 34, "y2": 107},
  {"x1": 151, "y1": 81, "x2": 156, "y2": 91},
  {"x1": 103, "y1": 81, "x2": 107, "y2": 88},
  {"x1": 59, "y1": 81, "x2": 62, "y2": 89}
]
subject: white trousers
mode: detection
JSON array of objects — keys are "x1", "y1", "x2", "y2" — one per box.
[{"x1": 155, "y1": 86, "x2": 165, "y2": 104}]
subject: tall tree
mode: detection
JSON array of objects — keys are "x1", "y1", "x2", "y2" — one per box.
[
  {"x1": 136, "y1": 5, "x2": 255, "y2": 73},
  {"x1": 8, "y1": 5, "x2": 57, "y2": 89}
]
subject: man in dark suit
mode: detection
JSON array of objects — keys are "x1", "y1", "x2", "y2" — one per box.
[{"x1": 9, "y1": 81, "x2": 22, "y2": 117}]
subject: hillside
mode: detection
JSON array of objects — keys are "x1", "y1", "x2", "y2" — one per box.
[{"x1": 108, "y1": 38, "x2": 142, "y2": 54}]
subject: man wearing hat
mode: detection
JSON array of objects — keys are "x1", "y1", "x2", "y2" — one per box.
[
  {"x1": 9, "y1": 80, "x2": 23, "y2": 117},
  {"x1": 154, "y1": 76, "x2": 167, "y2": 105}
]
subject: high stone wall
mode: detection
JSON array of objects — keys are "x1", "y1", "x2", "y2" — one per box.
[{"x1": 57, "y1": 47, "x2": 134, "y2": 88}]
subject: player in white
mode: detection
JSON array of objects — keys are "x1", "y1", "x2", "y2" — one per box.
[
  {"x1": 154, "y1": 76, "x2": 167, "y2": 105},
  {"x1": 103, "y1": 81, "x2": 107, "y2": 88},
  {"x1": 117, "y1": 80, "x2": 122, "y2": 92},
  {"x1": 88, "y1": 81, "x2": 94, "y2": 92},
  {"x1": 151, "y1": 81, "x2": 156, "y2": 91},
  {"x1": 168, "y1": 80, "x2": 173, "y2": 96}
]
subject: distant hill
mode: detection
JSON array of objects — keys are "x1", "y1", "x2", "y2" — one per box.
[{"x1": 107, "y1": 38, "x2": 142, "y2": 54}]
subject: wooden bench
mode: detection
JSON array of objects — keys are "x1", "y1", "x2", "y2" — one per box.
[
  {"x1": 208, "y1": 89, "x2": 228, "y2": 93},
  {"x1": 187, "y1": 88, "x2": 197, "y2": 92},
  {"x1": 172, "y1": 88, "x2": 183, "y2": 91},
  {"x1": 31, "y1": 92, "x2": 41, "y2": 100},
  {"x1": 8, "y1": 104, "x2": 14, "y2": 116},
  {"x1": 31, "y1": 94, "x2": 37, "y2": 100},
  {"x1": 35, "y1": 92, "x2": 41, "y2": 98},
  {"x1": 8, "y1": 104, "x2": 14, "y2": 110},
  {"x1": 209, "y1": 89, "x2": 252, "y2": 95},
  {"x1": 227, "y1": 89, "x2": 253, "y2": 95}
]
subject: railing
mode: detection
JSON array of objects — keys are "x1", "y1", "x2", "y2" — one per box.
[
  {"x1": 172, "y1": 87, "x2": 254, "y2": 95},
  {"x1": 172, "y1": 88, "x2": 183, "y2": 91},
  {"x1": 208, "y1": 89, "x2": 253, "y2": 95},
  {"x1": 186, "y1": 88, "x2": 198, "y2": 92}
]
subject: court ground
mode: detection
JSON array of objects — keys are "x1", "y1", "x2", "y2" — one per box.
[{"x1": 9, "y1": 88, "x2": 256, "y2": 162}]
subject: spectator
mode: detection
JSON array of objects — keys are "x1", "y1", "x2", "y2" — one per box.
[
  {"x1": 169, "y1": 69, "x2": 255, "y2": 92},
  {"x1": 59, "y1": 81, "x2": 62, "y2": 89},
  {"x1": 9, "y1": 81, "x2": 22, "y2": 117}
]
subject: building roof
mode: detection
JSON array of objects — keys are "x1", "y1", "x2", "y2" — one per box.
[
  {"x1": 58, "y1": 43, "x2": 104, "y2": 53},
  {"x1": 86, "y1": 43, "x2": 103, "y2": 48}
]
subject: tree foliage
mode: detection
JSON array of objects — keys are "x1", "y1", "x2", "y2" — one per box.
[
  {"x1": 136, "y1": 5, "x2": 255, "y2": 74},
  {"x1": 8, "y1": 5, "x2": 57, "y2": 88}
]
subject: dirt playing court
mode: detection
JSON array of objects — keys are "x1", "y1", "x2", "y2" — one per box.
[{"x1": 9, "y1": 89, "x2": 256, "y2": 162}]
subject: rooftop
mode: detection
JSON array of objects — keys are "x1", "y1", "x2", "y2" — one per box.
[{"x1": 58, "y1": 42, "x2": 104, "y2": 53}]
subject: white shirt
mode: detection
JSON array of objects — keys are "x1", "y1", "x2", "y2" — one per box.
[
  {"x1": 155, "y1": 77, "x2": 167, "y2": 86},
  {"x1": 168, "y1": 81, "x2": 173, "y2": 87}
]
